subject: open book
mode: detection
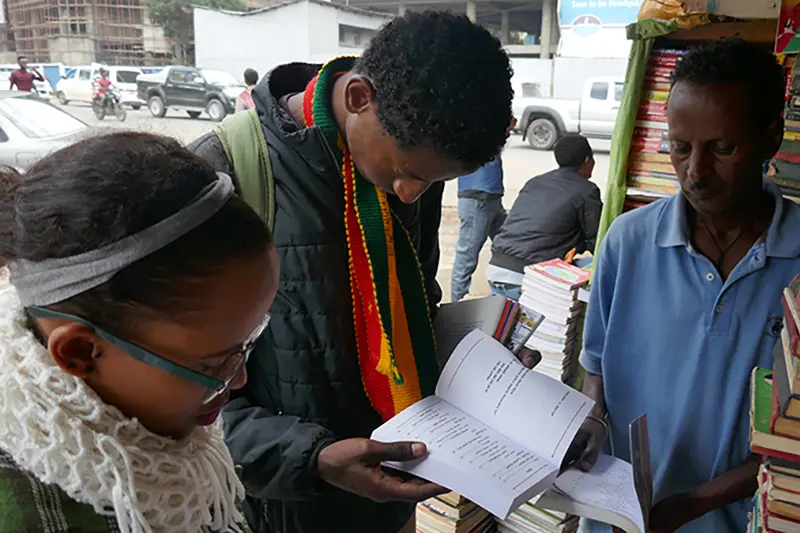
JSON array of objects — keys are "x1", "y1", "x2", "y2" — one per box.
[
  {"x1": 535, "y1": 415, "x2": 652, "y2": 533},
  {"x1": 371, "y1": 329, "x2": 593, "y2": 519}
]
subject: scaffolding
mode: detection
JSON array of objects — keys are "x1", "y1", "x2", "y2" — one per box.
[{"x1": 6, "y1": 0, "x2": 174, "y2": 64}]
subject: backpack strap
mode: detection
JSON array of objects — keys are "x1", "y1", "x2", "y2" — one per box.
[{"x1": 213, "y1": 108, "x2": 276, "y2": 233}]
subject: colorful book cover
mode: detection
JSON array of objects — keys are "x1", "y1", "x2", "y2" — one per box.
[{"x1": 777, "y1": 0, "x2": 800, "y2": 54}]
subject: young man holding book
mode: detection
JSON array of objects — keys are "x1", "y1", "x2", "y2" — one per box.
[
  {"x1": 189, "y1": 11, "x2": 515, "y2": 533},
  {"x1": 573, "y1": 38, "x2": 800, "y2": 533}
]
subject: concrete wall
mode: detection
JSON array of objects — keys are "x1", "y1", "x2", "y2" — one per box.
[
  {"x1": 552, "y1": 56, "x2": 627, "y2": 100},
  {"x1": 195, "y1": 2, "x2": 391, "y2": 77},
  {"x1": 307, "y1": 2, "x2": 390, "y2": 63},
  {"x1": 48, "y1": 35, "x2": 95, "y2": 65},
  {"x1": 194, "y1": 3, "x2": 310, "y2": 78},
  {"x1": 509, "y1": 57, "x2": 552, "y2": 98}
]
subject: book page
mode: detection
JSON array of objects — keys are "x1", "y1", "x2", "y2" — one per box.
[
  {"x1": 540, "y1": 455, "x2": 645, "y2": 533},
  {"x1": 436, "y1": 330, "x2": 593, "y2": 466},
  {"x1": 434, "y1": 295, "x2": 508, "y2": 366},
  {"x1": 371, "y1": 395, "x2": 557, "y2": 519}
]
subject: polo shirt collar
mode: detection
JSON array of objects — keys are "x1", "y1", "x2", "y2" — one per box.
[{"x1": 655, "y1": 180, "x2": 800, "y2": 258}]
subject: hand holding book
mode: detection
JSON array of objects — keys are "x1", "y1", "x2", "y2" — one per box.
[{"x1": 317, "y1": 439, "x2": 448, "y2": 503}]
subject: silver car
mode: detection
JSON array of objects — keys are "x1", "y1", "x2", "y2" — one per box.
[{"x1": 0, "y1": 91, "x2": 90, "y2": 170}]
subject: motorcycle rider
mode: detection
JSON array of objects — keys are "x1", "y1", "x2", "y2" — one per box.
[{"x1": 92, "y1": 68, "x2": 113, "y2": 109}]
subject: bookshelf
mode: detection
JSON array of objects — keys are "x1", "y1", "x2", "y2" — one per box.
[{"x1": 594, "y1": 17, "x2": 781, "y2": 256}]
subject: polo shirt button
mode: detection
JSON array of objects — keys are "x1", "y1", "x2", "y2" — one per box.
[
  {"x1": 715, "y1": 304, "x2": 724, "y2": 314},
  {"x1": 706, "y1": 272, "x2": 715, "y2": 281}
]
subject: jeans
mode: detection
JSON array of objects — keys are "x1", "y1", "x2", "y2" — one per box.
[
  {"x1": 451, "y1": 196, "x2": 506, "y2": 302},
  {"x1": 488, "y1": 281, "x2": 522, "y2": 302}
]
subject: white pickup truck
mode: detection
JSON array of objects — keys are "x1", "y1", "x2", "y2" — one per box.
[{"x1": 513, "y1": 77, "x2": 625, "y2": 150}]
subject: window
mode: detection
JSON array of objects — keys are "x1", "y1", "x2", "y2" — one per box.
[
  {"x1": 65, "y1": 70, "x2": 76, "y2": 79},
  {"x1": 614, "y1": 82, "x2": 624, "y2": 102},
  {"x1": 169, "y1": 69, "x2": 186, "y2": 83},
  {"x1": 116, "y1": 70, "x2": 140, "y2": 84},
  {"x1": 589, "y1": 82, "x2": 608, "y2": 101},
  {"x1": 200, "y1": 69, "x2": 239, "y2": 86},
  {"x1": 338, "y1": 24, "x2": 376, "y2": 48},
  {"x1": 78, "y1": 69, "x2": 90, "y2": 81},
  {"x1": 0, "y1": 97, "x2": 85, "y2": 138}
]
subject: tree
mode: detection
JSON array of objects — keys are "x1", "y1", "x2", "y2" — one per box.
[{"x1": 146, "y1": 0, "x2": 246, "y2": 64}]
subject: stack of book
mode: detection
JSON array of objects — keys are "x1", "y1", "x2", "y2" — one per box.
[
  {"x1": 518, "y1": 259, "x2": 592, "y2": 383},
  {"x1": 495, "y1": 496, "x2": 578, "y2": 533},
  {"x1": 624, "y1": 48, "x2": 685, "y2": 212},
  {"x1": 766, "y1": 55, "x2": 800, "y2": 206},
  {"x1": 749, "y1": 275, "x2": 800, "y2": 532},
  {"x1": 417, "y1": 492, "x2": 493, "y2": 533}
]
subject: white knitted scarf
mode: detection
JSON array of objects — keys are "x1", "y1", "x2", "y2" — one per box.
[{"x1": 0, "y1": 287, "x2": 246, "y2": 533}]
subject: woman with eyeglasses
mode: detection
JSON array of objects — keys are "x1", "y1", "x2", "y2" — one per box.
[{"x1": 0, "y1": 132, "x2": 278, "y2": 532}]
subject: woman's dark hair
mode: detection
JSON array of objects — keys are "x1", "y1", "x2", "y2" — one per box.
[
  {"x1": 0, "y1": 132, "x2": 272, "y2": 331},
  {"x1": 244, "y1": 68, "x2": 259, "y2": 86}
]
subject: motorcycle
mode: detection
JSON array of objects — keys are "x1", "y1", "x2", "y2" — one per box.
[{"x1": 92, "y1": 88, "x2": 127, "y2": 122}]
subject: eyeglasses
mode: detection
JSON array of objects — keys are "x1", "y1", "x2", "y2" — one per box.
[{"x1": 26, "y1": 306, "x2": 270, "y2": 406}]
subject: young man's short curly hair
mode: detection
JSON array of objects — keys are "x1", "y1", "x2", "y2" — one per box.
[
  {"x1": 355, "y1": 10, "x2": 513, "y2": 169},
  {"x1": 671, "y1": 37, "x2": 784, "y2": 130}
]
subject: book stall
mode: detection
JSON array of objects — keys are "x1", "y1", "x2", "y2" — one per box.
[
  {"x1": 750, "y1": 274, "x2": 800, "y2": 532},
  {"x1": 595, "y1": 2, "x2": 800, "y2": 532},
  {"x1": 415, "y1": 2, "x2": 798, "y2": 533}
]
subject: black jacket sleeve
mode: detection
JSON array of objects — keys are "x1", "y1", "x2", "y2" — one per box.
[
  {"x1": 417, "y1": 182, "x2": 445, "y2": 315},
  {"x1": 223, "y1": 395, "x2": 336, "y2": 501},
  {"x1": 580, "y1": 187, "x2": 603, "y2": 253},
  {"x1": 189, "y1": 132, "x2": 337, "y2": 501}
]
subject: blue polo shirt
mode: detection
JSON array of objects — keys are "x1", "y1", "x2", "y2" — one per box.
[{"x1": 580, "y1": 181, "x2": 800, "y2": 533}]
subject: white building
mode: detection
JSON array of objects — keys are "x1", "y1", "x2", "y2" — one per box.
[{"x1": 194, "y1": 0, "x2": 393, "y2": 79}]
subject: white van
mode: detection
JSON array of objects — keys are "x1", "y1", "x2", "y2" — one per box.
[{"x1": 56, "y1": 65, "x2": 145, "y2": 109}]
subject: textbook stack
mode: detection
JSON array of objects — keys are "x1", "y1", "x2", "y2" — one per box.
[
  {"x1": 749, "y1": 274, "x2": 800, "y2": 532},
  {"x1": 518, "y1": 259, "x2": 592, "y2": 384},
  {"x1": 495, "y1": 496, "x2": 578, "y2": 533},
  {"x1": 766, "y1": 55, "x2": 800, "y2": 206},
  {"x1": 416, "y1": 492, "x2": 494, "y2": 533},
  {"x1": 624, "y1": 48, "x2": 685, "y2": 212}
]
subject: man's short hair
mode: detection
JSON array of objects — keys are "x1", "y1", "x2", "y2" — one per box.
[
  {"x1": 554, "y1": 135, "x2": 593, "y2": 168},
  {"x1": 355, "y1": 10, "x2": 513, "y2": 169},
  {"x1": 671, "y1": 37, "x2": 784, "y2": 130},
  {"x1": 243, "y1": 68, "x2": 259, "y2": 86},
  {"x1": 17, "y1": 56, "x2": 26, "y2": 62}
]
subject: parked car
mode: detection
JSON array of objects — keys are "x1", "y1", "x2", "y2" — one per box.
[
  {"x1": 0, "y1": 91, "x2": 90, "y2": 170},
  {"x1": 137, "y1": 66, "x2": 243, "y2": 121},
  {"x1": 513, "y1": 77, "x2": 624, "y2": 150},
  {"x1": 57, "y1": 65, "x2": 145, "y2": 109}
]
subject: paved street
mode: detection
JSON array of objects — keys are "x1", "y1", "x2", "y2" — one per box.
[{"x1": 62, "y1": 103, "x2": 611, "y2": 301}]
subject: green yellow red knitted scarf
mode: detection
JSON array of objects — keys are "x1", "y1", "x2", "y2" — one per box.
[{"x1": 302, "y1": 57, "x2": 438, "y2": 421}]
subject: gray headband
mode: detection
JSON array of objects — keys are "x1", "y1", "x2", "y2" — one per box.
[{"x1": 9, "y1": 172, "x2": 235, "y2": 306}]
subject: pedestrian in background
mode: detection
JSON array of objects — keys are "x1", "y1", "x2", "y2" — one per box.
[
  {"x1": 450, "y1": 155, "x2": 506, "y2": 302},
  {"x1": 9, "y1": 55, "x2": 43, "y2": 93},
  {"x1": 487, "y1": 134, "x2": 601, "y2": 300},
  {"x1": 235, "y1": 68, "x2": 259, "y2": 113}
]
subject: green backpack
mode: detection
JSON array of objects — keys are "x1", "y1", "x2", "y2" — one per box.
[{"x1": 213, "y1": 108, "x2": 276, "y2": 233}]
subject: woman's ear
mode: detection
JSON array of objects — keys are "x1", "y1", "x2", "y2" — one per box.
[{"x1": 47, "y1": 323, "x2": 103, "y2": 378}]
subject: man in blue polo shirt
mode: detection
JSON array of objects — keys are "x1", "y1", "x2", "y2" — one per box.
[{"x1": 573, "y1": 38, "x2": 800, "y2": 533}]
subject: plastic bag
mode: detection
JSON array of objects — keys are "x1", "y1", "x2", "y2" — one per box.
[{"x1": 638, "y1": 0, "x2": 687, "y2": 21}]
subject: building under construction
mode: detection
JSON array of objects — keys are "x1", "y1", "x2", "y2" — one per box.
[{"x1": 5, "y1": 0, "x2": 174, "y2": 64}]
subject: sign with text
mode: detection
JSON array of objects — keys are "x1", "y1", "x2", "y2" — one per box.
[{"x1": 559, "y1": 0, "x2": 643, "y2": 27}]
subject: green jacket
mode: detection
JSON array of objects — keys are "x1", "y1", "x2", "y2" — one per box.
[
  {"x1": 0, "y1": 450, "x2": 251, "y2": 533},
  {"x1": 0, "y1": 450, "x2": 118, "y2": 533}
]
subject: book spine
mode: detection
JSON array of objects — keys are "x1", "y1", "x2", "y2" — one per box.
[{"x1": 784, "y1": 292, "x2": 800, "y2": 359}]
